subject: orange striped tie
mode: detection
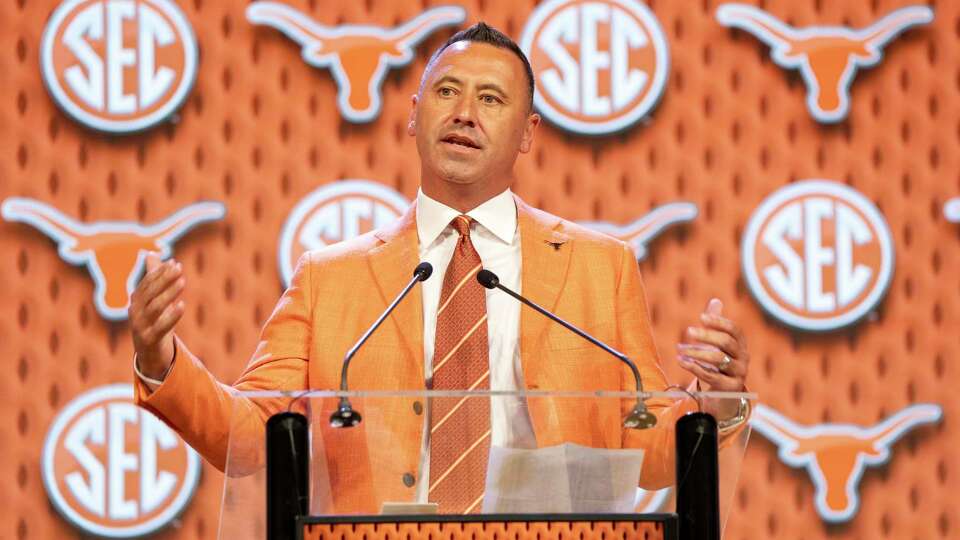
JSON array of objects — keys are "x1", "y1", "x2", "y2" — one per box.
[{"x1": 429, "y1": 215, "x2": 491, "y2": 514}]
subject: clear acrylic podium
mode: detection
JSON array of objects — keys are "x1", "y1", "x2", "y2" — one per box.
[{"x1": 218, "y1": 390, "x2": 754, "y2": 540}]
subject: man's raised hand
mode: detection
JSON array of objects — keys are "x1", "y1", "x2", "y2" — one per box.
[
  {"x1": 129, "y1": 252, "x2": 186, "y2": 380},
  {"x1": 675, "y1": 298, "x2": 749, "y2": 392}
]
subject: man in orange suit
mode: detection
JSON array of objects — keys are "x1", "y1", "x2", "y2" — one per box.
[{"x1": 130, "y1": 23, "x2": 750, "y2": 513}]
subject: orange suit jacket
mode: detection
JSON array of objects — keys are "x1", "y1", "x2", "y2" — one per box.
[{"x1": 135, "y1": 195, "x2": 696, "y2": 512}]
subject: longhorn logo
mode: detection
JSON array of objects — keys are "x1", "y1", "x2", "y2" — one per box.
[
  {"x1": 2, "y1": 198, "x2": 225, "y2": 321},
  {"x1": 247, "y1": 3, "x2": 467, "y2": 123},
  {"x1": 716, "y1": 4, "x2": 934, "y2": 123},
  {"x1": 578, "y1": 202, "x2": 698, "y2": 261},
  {"x1": 945, "y1": 198, "x2": 960, "y2": 223},
  {"x1": 751, "y1": 403, "x2": 942, "y2": 523}
]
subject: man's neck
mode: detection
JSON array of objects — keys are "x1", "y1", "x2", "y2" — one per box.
[{"x1": 421, "y1": 178, "x2": 511, "y2": 213}]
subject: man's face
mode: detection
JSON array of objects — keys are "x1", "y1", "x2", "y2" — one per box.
[{"x1": 410, "y1": 41, "x2": 539, "y2": 192}]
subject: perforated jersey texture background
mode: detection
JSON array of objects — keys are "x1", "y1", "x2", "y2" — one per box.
[
  {"x1": 0, "y1": 0, "x2": 956, "y2": 539},
  {"x1": 301, "y1": 519, "x2": 669, "y2": 540}
]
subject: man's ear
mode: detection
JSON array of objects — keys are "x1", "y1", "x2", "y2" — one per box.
[
  {"x1": 407, "y1": 94, "x2": 419, "y2": 136},
  {"x1": 519, "y1": 112, "x2": 541, "y2": 153}
]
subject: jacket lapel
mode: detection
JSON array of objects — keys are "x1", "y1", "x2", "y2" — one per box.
[
  {"x1": 368, "y1": 202, "x2": 424, "y2": 384},
  {"x1": 364, "y1": 195, "x2": 576, "y2": 387},
  {"x1": 516, "y1": 196, "x2": 572, "y2": 387}
]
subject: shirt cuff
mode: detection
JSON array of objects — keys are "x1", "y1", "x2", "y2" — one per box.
[{"x1": 133, "y1": 353, "x2": 174, "y2": 391}]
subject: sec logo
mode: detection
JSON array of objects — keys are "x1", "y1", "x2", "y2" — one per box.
[
  {"x1": 41, "y1": 0, "x2": 199, "y2": 134},
  {"x1": 742, "y1": 181, "x2": 894, "y2": 331},
  {"x1": 519, "y1": 0, "x2": 669, "y2": 135},
  {"x1": 279, "y1": 181, "x2": 409, "y2": 287},
  {"x1": 42, "y1": 384, "x2": 200, "y2": 537}
]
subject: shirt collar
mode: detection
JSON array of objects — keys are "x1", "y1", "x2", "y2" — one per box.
[{"x1": 416, "y1": 188, "x2": 518, "y2": 246}]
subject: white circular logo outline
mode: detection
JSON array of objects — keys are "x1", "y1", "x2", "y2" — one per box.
[
  {"x1": 278, "y1": 180, "x2": 410, "y2": 287},
  {"x1": 40, "y1": 0, "x2": 199, "y2": 134},
  {"x1": 41, "y1": 383, "x2": 201, "y2": 538},
  {"x1": 519, "y1": 0, "x2": 671, "y2": 135},
  {"x1": 741, "y1": 180, "x2": 895, "y2": 332}
]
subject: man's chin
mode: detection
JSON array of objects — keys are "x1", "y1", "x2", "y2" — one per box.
[{"x1": 436, "y1": 165, "x2": 484, "y2": 186}]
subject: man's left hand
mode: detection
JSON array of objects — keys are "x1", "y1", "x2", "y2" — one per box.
[{"x1": 676, "y1": 298, "x2": 749, "y2": 393}]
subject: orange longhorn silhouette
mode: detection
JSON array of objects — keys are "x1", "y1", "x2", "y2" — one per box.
[
  {"x1": 579, "y1": 202, "x2": 698, "y2": 261},
  {"x1": 751, "y1": 403, "x2": 941, "y2": 522},
  {"x1": 2, "y1": 198, "x2": 225, "y2": 321},
  {"x1": 717, "y1": 4, "x2": 933, "y2": 123},
  {"x1": 246, "y1": 3, "x2": 466, "y2": 122}
]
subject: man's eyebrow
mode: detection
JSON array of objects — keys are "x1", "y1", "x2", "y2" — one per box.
[
  {"x1": 477, "y1": 82, "x2": 508, "y2": 96},
  {"x1": 432, "y1": 75, "x2": 462, "y2": 87}
]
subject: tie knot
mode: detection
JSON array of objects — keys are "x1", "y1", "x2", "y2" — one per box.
[{"x1": 451, "y1": 215, "x2": 473, "y2": 237}]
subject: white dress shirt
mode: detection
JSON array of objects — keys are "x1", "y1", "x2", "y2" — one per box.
[{"x1": 414, "y1": 187, "x2": 536, "y2": 502}]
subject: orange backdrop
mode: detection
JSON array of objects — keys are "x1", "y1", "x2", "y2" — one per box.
[{"x1": 1, "y1": 0, "x2": 956, "y2": 539}]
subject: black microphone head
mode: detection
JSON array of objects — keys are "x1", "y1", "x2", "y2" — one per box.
[
  {"x1": 329, "y1": 398, "x2": 362, "y2": 428},
  {"x1": 623, "y1": 404, "x2": 657, "y2": 430},
  {"x1": 414, "y1": 262, "x2": 433, "y2": 281},
  {"x1": 477, "y1": 269, "x2": 499, "y2": 289}
]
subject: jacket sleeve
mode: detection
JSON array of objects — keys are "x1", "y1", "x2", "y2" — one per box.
[
  {"x1": 134, "y1": 254, "x2": 315, "y2": 474},
  {"x1": 613, "y1": 242, "x2": 699, "y2": 489}
]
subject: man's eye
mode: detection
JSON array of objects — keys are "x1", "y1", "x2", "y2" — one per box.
[
  {"x1": 481, "y1": 95, "x2": 501, "y2": 104},
  {"x1": 438, "y1": 87, "x2": 454, "y2": 97}
]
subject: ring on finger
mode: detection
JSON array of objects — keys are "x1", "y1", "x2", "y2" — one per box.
[{"x1": 719, "y1": 354, "x2": 733, "y2": 373}]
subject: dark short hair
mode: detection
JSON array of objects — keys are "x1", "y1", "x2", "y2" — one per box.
[{"x1": 421, "y1": 22, "x2": 536, "y2": 110}]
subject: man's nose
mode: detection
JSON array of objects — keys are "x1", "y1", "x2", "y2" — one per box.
[{"x1": 452, "y1": 95, "x2": 477, "y2": 127}]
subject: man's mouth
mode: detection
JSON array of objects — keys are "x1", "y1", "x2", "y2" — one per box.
[{"x1": 440, "y1": 134, "x2": 481, "y2": 149}]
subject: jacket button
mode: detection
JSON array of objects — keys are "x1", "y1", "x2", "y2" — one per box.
[
  {"x1": 402, "y1": 473, "x2": 416, "y2": 487},
  {"x1": 412, "y1": 401, "x2": 423, "y2": 415}
]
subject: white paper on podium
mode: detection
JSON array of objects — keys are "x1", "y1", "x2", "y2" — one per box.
[{"x1": 481, "y1": 443, "x2": 645, "y2": 513}]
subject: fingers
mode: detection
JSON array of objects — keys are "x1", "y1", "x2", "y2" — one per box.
[
  {"x1": 147, "y1": 300, "x2": 186, "y2": 343},
  {"x1": 706, "y1": 297, "x2": 723, "y2": 316},
  {"x1": 143, "y1": 276, "x2": 185, "y2": 322},
  {"x1": 129, "y1": 257, "x2": 185, "y2": 348},
  {"x1": 699, "y1": 312, "x2": 747, "y2": 347},
  {"x1": 676, "y1": 344, "x2": 745, "y2": 377},
  {"x1": 677, "y1": 355, "x2": 741, "y2": 390},
  {"x1": 685, "y1": 325, "x2": 743, "y2": 358},
  {"x1": 135, "y1": 298, "x2": 185, "y2": 348},
  {"x1": 145, "y1": 251, "x2": 161, "y2": 272},
  {"x1": 133, "y1": 259, "x2": 182, "y2": 308},
  {"x1": 683, "y1": 297, "x2": 749, "y2": 392}
]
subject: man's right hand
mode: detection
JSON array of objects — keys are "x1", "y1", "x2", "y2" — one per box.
[{"x1": 129, "y1": 252, "x2": 186, "y2": 380}]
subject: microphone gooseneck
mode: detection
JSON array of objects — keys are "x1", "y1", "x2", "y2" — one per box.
[
  {"x1": 330, "y1": 262, "x2": 433, "y2": 428},
  {"x1": 476, "y1": 269, "x2": 656, "y2": 429}
]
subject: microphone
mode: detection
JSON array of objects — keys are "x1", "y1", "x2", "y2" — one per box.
[
  {"x1": 476, "y1": 269, "x2": 656, "y2": 429},
  {"x1": 329, "y1": 262, "x2": 433, "y2": 428}
]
